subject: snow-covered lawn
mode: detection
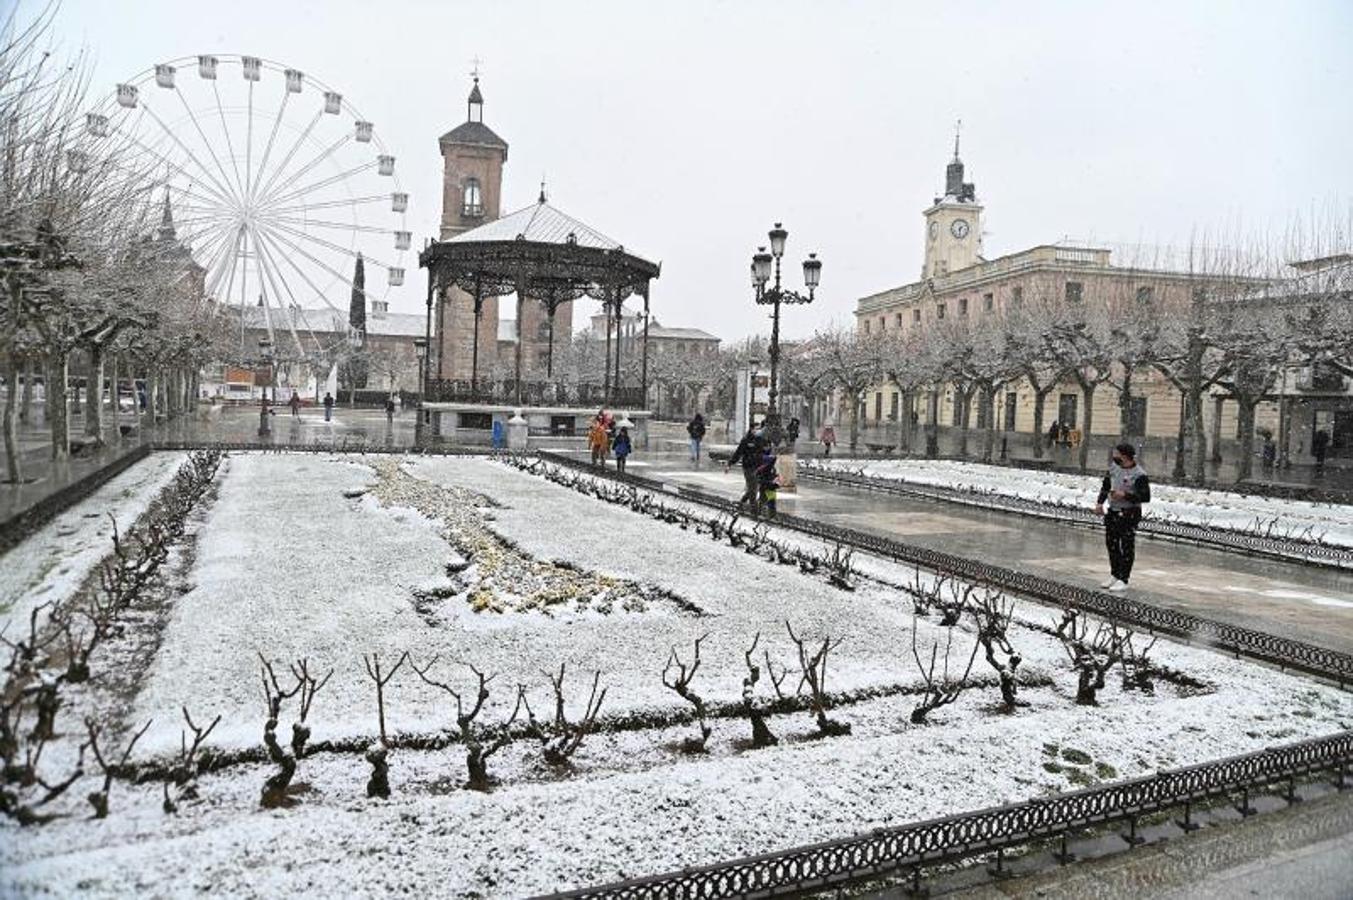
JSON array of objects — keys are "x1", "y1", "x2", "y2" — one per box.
[
  {"x1": 4, "y1": 452, "x2": 1351, "y2": 898},
  {"x1": 806, "y1": 457, "x2": 1353, "y2": 550}
]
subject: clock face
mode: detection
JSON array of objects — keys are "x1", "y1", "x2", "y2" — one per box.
[
  {"x1": 950, "y1": 218, "x2": 970, "y2": 239},
  {"x1": 928, "y1": 221, "x2": 938, "y2": 241}
]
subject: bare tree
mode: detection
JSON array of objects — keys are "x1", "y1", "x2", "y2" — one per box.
[
  {"x1": 968, "y1": 589, "x2": 1025, "y2": 711},
  {"x1": 163, "y1": 706, "x2": 220, "y2": 813},
  {"x1": 662, "y1": 634, "x2": 712, "y2": 753},
  {"x1": 520, "y1": 663, "x2": 607, "y2": 766},
  {"x1": 410, "y1": 656, "x2": 523, "y2": 790},
  {"x1": 740, "y1": 633, "x2": 778, "y2": 748},
  {"x1": 1054, "y1": 609, "x2": 1131, "y2": 705},
  {"x1": 909, "y1": 616, "x2": 979, "y2": 724},
  {"x1": 817, "y1": 325, "x2": 885, "y2": 451},
  {"x1": 785, "y1": 621, "x2": 850, "y2": 736},
  {"x1": 84, "y1": 717, "x2": 152, "y2": 819}
]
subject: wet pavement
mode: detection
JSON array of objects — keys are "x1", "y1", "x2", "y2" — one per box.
[{"x1": 613, "y1": 453, "x2": 1353, "y2": 655}]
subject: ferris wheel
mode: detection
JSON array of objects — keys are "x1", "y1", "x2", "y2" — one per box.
[{"x1": 78, "y1": 54, "x2": 410, "y2": 362}]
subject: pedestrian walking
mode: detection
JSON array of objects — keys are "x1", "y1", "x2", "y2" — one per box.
[
  {"x1": 786, "y1": 416, "x2": 801, "y2": 449},
  {"x1": 1047, "y1": 420, "x2": 1060, "y2": 449},
  {"x1": 613, "y1": 426, "x2": 633, "y2": 475},
  {"x1": 727, "y1": 424, "x2": 765, "y2": 512},
  {"x1": 1095, "y1": 442, "x2": 1151, "y2": 592},
  {"x1": 687, "y1": 413, "x2": 707, "y2": 465},
  {"x1": 385, "y1": 396, "x2": 396, "y2": 425},
  {"x1": 588, "y1": 414, "x2": 610, "y2": 467},
  {"x1": 322, "y1": 392, "x2": 334, "y2": 422},
  {"x1": 1313, "y1": 427, "x2": 1330, "y2": 473},
  {"x1": 288, "y1": 391, "x2": 301, "y2": 418},
  {"x1": 755, "y1": 445, "x2": 780, "y2": 515},
  {"x1": 820, "y1": 423, "x2": 837, "y2": 458},
  {"x1": 1261, "y1": 430, "x2": 1277, "y2": 470}
]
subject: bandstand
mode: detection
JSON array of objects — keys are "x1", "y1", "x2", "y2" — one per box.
[{"x1": 417, "y1": 195, "x2": 661, "y2": 445}]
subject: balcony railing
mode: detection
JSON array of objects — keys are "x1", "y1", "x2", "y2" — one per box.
[
  {"x1": 424, "y1": 379, "x2": 646, "y2": 409},
  {"x1": 462, "y1": 203, "x2": 484, "y2": 218}
]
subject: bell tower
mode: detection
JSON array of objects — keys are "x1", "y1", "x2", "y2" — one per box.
[
  {"x1": 922, "y1": 122, "x2": 983, "y2": 279},
  {"x1": 435, "y1": 73, "x2": 510, "y2": 380}
]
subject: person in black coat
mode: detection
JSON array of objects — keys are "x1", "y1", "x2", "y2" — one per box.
[
  {"x1": 1094, "y1": 442, "x2": 1151, "y2": 591},
  {"x1": 727, "y1": 425, "x2": 765, "y2": 512},
  {"x1": 687, "y1": 413, "x2": 707, "y2": 465}
]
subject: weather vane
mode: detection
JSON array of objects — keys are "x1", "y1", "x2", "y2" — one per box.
[
  {"x1": 470, "y1": 56, "x2": 483, "y2": 81},
  {"x1": 954, "y1": 118, "x2": 962, "y2": 159}
]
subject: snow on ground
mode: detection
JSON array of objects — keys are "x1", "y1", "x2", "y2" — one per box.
[
  {"x1": 0, "y1": 452, "x2": 187, "y2": 635},
  {"x1": 4, "y1": 452, "x2": 1351, "y2": 898},
  {"x1": 808, "y1": 457, "x2": 1353, "y2": 549}
]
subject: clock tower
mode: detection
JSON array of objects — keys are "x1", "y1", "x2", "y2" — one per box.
[{"x1": 921, "y1": 126, "x2": 983, "y2": 279}]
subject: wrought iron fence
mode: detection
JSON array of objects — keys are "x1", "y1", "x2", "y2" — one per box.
[
  {"x1": 424, "y1": 379, "x2": 645, "y2": 409},
  {"x1": 535, "y1": 451, "x2": 1353, "y2": 685},
  {"x1": 0, "y1": 444, "x2": 152, "y2": 554},
  {"x1": 545, "y1": 732, "x2": 1353, "y2": 899},
  {"x1": 797, "y1": 464, "x2": 1353, "y2": 569}
]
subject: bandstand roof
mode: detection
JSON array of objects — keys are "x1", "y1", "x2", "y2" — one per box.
[{"x1": 419, "y1": 196, "x2": 660, "y2": 304}]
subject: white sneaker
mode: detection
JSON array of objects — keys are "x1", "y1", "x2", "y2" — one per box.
[
  {"x1": 1100, "y1": 577, "x2": 1117, "y2": 589},
  {"x1": 1108, "y1": 580, "x2": 1129, "y2": 592}
]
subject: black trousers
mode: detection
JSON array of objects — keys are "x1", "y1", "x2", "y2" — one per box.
[{"x1": 1105, "y1": 509, "x2": 1140, "y2": 583}]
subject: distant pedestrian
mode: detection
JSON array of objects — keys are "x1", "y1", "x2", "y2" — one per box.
[
  {"x1": 322, "y1": 392, "x2": 334, "y2": 422},
  {"x1": 1047, "y1": 420, "x2": 1060, "y2": 448},
  {"x1": 289, "y1": 391, "x2": 301, "y2": 417},
  {"x1": 613, "y1": 426, "x2": 633, "y2": 475},
  {"x1": 1261, "y1": 431, "x2": 1277, "y2": 470},
  {"x1": 687, "y1": 413, "x2": 707, "y2": 465},
  {"x1": 755, "y1": 445, "x2": 780, "y2": 515},
  {"x1": 786, "y1": 416, "x2": 801, "y2": 449},
  {"x1": 1313, "y1": 427, "x2": 1330, "y2": 473},
  {"x1": 820, "y1": 423, "x2": 837, "y2": 458},
  {"x1": 385, "y1": 396, "x2": 396, "y2": 425},
  {"x1": 588, "y1": 415, "x2": 610, "y2": 467},
  {"x1": 727, "y1": 425, "x2": 765, "y2": 512},
  {"x1": 1095, "y1": 442, "x2": 1151, "y2": 592}
]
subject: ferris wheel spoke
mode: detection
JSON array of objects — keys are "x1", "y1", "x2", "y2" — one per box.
[
  {"x1": 263, "y1": 162, "x2": 376, "y2": 213},
  {"x1": 114, "y1": 128, "x2": 236, "y2": 208},
  {"x1": 263, "y1": 214, "x2": 392, "y2": 235},
  {"x1": 138, "y1": 102, "x2": 241, "y2": 209},
  {"x1": 172, "y1": 84, "x2": 244, "y2": 204},
  {"x1": 244, "y1": 80, "x2": 256, "y2": 209},
  {"x1": 254, "y1": 227, "x2": 347, "y2": 318},
  {"x1": 264, "y1": 194, "x2": 388, "y2": 216},
  {"x1": 210, "y1": 80, "x2": 247, "y2": 197},
  {"x1": 248, "y1": 87, "x2": 291, "y2": 209},
  {"x1": 250, "y1": 228, "x2": 307, "y2": 357},
  {"x1": 259, "y1": 223, "x2": 378, "y2": 302},
  {"x1": 252, "y1": 108, "x2": 323, "y2": 206},
  {"x1": 266, "y1": 219, "x2": 397, "y2": 271},
  {"x1": 255, "y1": 135, "x2": 355, "y2": 208}
]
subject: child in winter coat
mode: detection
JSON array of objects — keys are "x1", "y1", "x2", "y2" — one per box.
[
  {"x1": 588, "y1": 417, "x2": 610, "y2": 467},
  {"x1": 755, "y1": 447, "x2": 780, "y2": 515},
  {"x1": 613, "y1": 427, "x2": 633, "y2": 474}
]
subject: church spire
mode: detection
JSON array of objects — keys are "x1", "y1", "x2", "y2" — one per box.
[
  {"x1": 944, "y1": 119, "x2": 975, "y2": 202},
  {"x1": 467, "y1": 58, "x2": 484, "y2": 123},
  {"x1": 157, "y1": 189, "x2": 176, "y2": 242}
]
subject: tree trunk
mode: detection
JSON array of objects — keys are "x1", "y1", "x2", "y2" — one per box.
[
  {"x1": 925, "y1": 390, "x2": 940, "y2": 458},
  {"x1": 1077, "y1": 381, "x2": 1096, "y2": 473},
  {"x1": 1031, "y1": 389, "x2": 1047, "y2": 460},
  {"x1": 1235, "y1": 398, "x2": 1258, "y2": 483},
  {"x1": 19, "y1": 365, "x2": 32, "y2": 423},
  {"x1": 1188, "y1": 385, "x2": 1207, "y2": 482},
  {"x1": 3, "y1": 356, "x2": 21, "y2": 483},
  {"x1": 1210, "y1": 396, "x2": 1224, "y2": 464},
  {"x1": 1172, "y1": 392, "x2": 1188, "y2": 480},
  {"x1": 848, "y1": 390, "x2": 861, "y2": 451},
  {"x1": 48, "y1": 353, "x2": 70, "y2": 460},
  {"x1": 956, "y1": 388, "x2": 972, "y2": 458},
  {"x1": 85, "y1": 345, "x2": 105, "y2": 448},
  {"x1": 109, "y1": 354, "x2": 121, "y2": 441},
  {"x1": 1118, "y1": 366, "x2": 1135, "y2": 436},
  {"x1": 980, "y1": 386, "x2": 996, "y2": 463}
]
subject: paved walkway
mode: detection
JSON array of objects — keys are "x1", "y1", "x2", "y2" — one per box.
[{"x1": 613, "y1": 453, "x2": 1353, "y2": 655}]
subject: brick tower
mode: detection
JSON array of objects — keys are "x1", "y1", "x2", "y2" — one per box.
[{"x1": 435, "y1": 76, "x2": 508, "y2": 381}]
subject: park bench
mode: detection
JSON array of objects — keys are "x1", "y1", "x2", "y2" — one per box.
[{"x1": 864, "y1": 442, "x2": 896, "y2": 454}]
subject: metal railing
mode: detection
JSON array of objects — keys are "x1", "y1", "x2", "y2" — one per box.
[
  {"x1": 0, "y1": 444, "x2": 152, "y2": 554},
  {"x1": 425, "y1": 379, "x2": 645, "y2": 409},
  {"x1": 548, "y1": 732, "x2": 1352, "y2": 899},
  {"x1": 797, "y1": 463, "x2": 1353, "y2": 569}
]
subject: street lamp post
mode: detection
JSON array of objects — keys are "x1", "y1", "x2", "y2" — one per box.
[
  {"x1": 751, "y1": 222, "x2": 821, "y2": 442},
  {"x1": 257, "y1": 337, "x2": 275, "y2": 437},
  {"x1": 413, "y1": 337, "x2": 428, "y2": 444}
]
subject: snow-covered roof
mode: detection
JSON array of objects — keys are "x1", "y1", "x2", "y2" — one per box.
[
  {"x1": 648, "y1": 325, "x2": 719, "y2": 342},
  {"x1": 446, "y1": 198, "x2": 624, "y2": 251}
]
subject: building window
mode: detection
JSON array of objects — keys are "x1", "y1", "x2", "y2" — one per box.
[
  {"x1": 984, "y1": 293, "x2": 994, "y2": 312},
  {"x1": 890, "y1": 392, "x2": 899, "y2": 421},
  {"x1": 895, "y1": 313, "x2": 903, "y2": 328},
  {"x1": 937, "y1": 302, "x2": 946, "y2": 320},
  {"x1": 1011, "y1": 285, "x2": 1024, "y2": 307},
  {"x1": 862, "y1": 320, "x2": 871, "y2": 334},
  {"x1": 1136, "y1": 286, "x2": 1154, "y2": 305},
  {"x1": 462, "y1": 178, "x2": 483, "y2": 217},
  {"x1": 1065, "y1": 281, "x2": 1084, "y2": 304},
  {"x1": 958, "y1": 297, "x2": 969, "y2": 317},
  {"x1": 875, "y1": 392, "x2": 883, "y2": 421},
  {"x1": 879, "y1": 316, "x2": 886, "y2": 331},
  {"x1": 913, "y1": 308, "x2": 921, "y2": 323}
]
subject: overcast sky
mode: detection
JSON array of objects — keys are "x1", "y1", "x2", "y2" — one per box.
[{"x1": 43, "y1": 0, "x2": 1353, "y2": 341}]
